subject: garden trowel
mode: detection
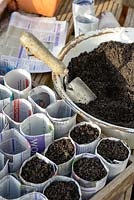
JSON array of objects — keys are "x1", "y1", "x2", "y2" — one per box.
[{"x1": 20, "y1": 32, "x2": 97, "y2": 104}]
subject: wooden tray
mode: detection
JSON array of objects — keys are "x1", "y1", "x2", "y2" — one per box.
[{"x1": 90, "y1": 156, "x2": 134, "y2": 200}]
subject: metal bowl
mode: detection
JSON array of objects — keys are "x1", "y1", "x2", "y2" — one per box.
[{"x1": 52, "y1": 27, "x2": 134, "y2": 149}]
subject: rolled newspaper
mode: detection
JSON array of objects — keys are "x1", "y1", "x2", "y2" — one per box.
[
  {"x1": 3, "y1": 98, "x2": 33, "y2": 129},
  {"x1": 20, "y1": 113, "x2": 54, "y2": 154},
  {"x1": 0, "y1": 128, "x2": 31, "y2": 172},
  {"x1": 4, "y1": 69, "x2": 32, "y2": 99}
]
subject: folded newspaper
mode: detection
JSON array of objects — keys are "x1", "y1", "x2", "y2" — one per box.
[{"x1": 0, "y1": 12, "x2": 68, "y2": 73}]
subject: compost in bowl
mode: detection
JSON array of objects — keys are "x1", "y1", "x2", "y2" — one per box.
[{"x1": 52, "y1": 27, "x2": 134, "y2": 148}]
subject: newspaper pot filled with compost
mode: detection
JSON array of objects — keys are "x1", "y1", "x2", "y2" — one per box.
[
  {"x1": 20, "y1": 28, "x2": 134, "y2": 149},
  {"x1": 72, "y1": 153, "x2": 109, "y2": 199},
  {"x1": 95, "y1": 137, "x2": 131, "y2": 180},
  {"x1": 44, "y1": 137, "x2": 76, "y2": 176},
  {"x1": 69, "y1": 121, "x2": 101, "y2": 154}
]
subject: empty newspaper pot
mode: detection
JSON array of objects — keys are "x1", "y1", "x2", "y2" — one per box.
[
  {"x1": 0, "y1": 152, "x2": 9, "y2": 179},
  {"x1": 52, "y1": 27, "x2": 134, "y2": 149},
  {"x1": 46, "y1": 100, "x2": 77, "y2": 139},
  {"x1": 69, "y1": 121, "x2": 101, "y2": 154},
  {"x1": 72, "y1": 153, "x2": 109, "y2": 200},
  {"x1": 0, "y1": 175, "x2": 37, "y2": 200},
  {"x1": 20, "y1": 113, "x2": 54, "y2": 154},
  {"x1": 28, "y1": 85, "x2": 57, "y2": 114},
  {"x1": 0, "y1": 128, "x2": 31, "y2": 172},
  {"x1": 0, "y1": 113, "x2": 9, "y2": 132},
  {"x1": 4, "y1": 69, "x2": 31, "y2": 99},
  {"x1": 44, "y1": 137, "x2": 76, "y2": 176},
  {"x1": 19, "y1": 192, "x2": 48, "y2": 200},
  {"x1": 19, "y1": 153, "x2": 58, "y2": 192},
  {"x1": 43, "y1": 175, "x2": 82, "y2": 200},
  {"x1": 2, "y1": 98, "x2": 33, "y2": 129},
  {"x1": 95, "y1": 137, "x2": 131, "y2": 180},
  {"x1": 0, "y1": 84, "x2": 12, "y2": 111}
]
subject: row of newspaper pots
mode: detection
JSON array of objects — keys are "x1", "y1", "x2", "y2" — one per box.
[
  {"x1": 0, "y1": 147, "x2": 130, "y2": 200},
  {"x1": 0, "y1": 175, "x2": 80, "y2": 200},
  {"x1": 0, "y1": 68, "x2": 57, "y2": 112},
  {"x1": 0, "y1": 111, "x2": 131, "y2": 176},
  {"x1": 0, "y1": 126, "x2": 130, "y2": 199}
]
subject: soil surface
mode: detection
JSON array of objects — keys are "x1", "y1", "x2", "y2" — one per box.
[
  {"x1": 70, "y1": 123, "x2": 99, "y2": 144},
  {"x1": 44, "y1": 181, "x2": 80, "y2": 200},
  {"x1": 45, "y1": 138, "x2": 75, "y2": 165},
  {"x1": 97, "y1": 139, "x2": 129, "y2": 163},
  {"x1": 21, "y1": 157, "x2": 54, "y2": 183},
  {"x1": 68, "y1": 41, "x2": 134, "y2": 128},
  {"x1": 73, "y1": 157, "x2": 107, "y2": 181}
]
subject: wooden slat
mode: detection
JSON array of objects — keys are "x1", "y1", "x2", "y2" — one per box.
[
  {"x1": 95, "y1": 0, "x2": 123, "y2": 21},
  {"x1": 55, "y1": 0, "x2": 73, "y2": 41},
  {"x1": 90, "y1": 157, "x2": 134, "y2": 200},
  {"x1": 123, "y1": 0, "x2": 134, "y2": 9},
  {"x1": 124, "y1": 185, "x2": 133, "y2": 200},
  {"x1": 124, "y1": 7, "x2": 134, "y2": 27}
]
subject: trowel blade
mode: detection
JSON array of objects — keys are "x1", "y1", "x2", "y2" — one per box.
[{"x1": 66, "y1": 77, "x2": 97, "y2": 104}]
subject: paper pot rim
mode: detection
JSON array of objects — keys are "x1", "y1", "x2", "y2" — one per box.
[
  {"x1": 68, "y1": 121, "x2": 101, "y2": 146},
  {"x1": 43, "y1": 175, "x2": 82, "y2": 199},
  {"x1": 4, "y1": 69, "x2": 31, "y2": 94},
  {"x1": 44, "y1": 137, "x2": 76, "y2": 166},
  {"x1": 46, "y1": 100, "x2": 77, "y2": 121},
  {"x1": 19, "y1": 153, "x2": 58, "y2": 186},
  {"x1": 2, "y1": 99, "x2": 33, "y2": 125},
  {"x1": 95, "y1": 137, "x2": 131, "y2": 166},
  {"x1": 72, "y1": 153, "x2": 109, "y2": 184},
  {"x1": 0, "y1": 128, "x2": 31, "y2": 155},
  {"x1": 28, "y1": 85, "x2": 56, "y2": 111},
  {"x1": 20, "y1": 113, "x2": 54, "y2": 137}
]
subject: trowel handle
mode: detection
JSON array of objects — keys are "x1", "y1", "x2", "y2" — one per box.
[{"x1": 20, "y1": 32, "x2": 68, "y2": 75}]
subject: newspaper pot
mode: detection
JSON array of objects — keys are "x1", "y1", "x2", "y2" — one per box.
[
  {"x1": 19, "y1": 153, "x2": 58, "y2": 192},
  {"x1": 0, "y1": 175, "x2": 36, "y2": 199},
  {"x1": 20, "y1": 113, "x2": 54, "y2": 154},
  {"x1": 52, "y1": 27, "x2": 134, "y2": 149},
  {"x1": 46, "y1": 100, "x2": 77, "y2": 139},
  {"x1": 0, "y1": 84, "x2": 12, "y2": 112},
  {"x1": 44, "y1": 137, "x2": 76, "y2": 176},
  {"x1": 20, "y1": 192, "x2": 48, "y2": 200},
  {"x1": 43, "y1": 175, "x2": 82, "y2": 200},
  {"x1": 69, "y1": 121, "x2": 101, "y2": 154},
  {"x1": 0, "y1": 128, "x2": 31, "y2": 172},
  {"x1": 2, "y1": 98, "x2": 33, "y2": 129},
  {"x1": 95, "y1": 137, "x2": 131, "y2": 180},
  {"x1": 72, "y1": 153, "x2": 109, "y2": 200},
  {"x1": 4, "y1": 69, "x2": 31, "y2": 99},
  {"x1": 0, "y1": 113, "x2": 9, "y2": 132},
  {"x1": 0, "y1": 152, "x2": 9, "y2": 179},
  {"x1": 28, "y1": 85, "x2": 57, "y2": 114}
]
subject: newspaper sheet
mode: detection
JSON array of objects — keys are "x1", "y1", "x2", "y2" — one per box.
[{"x1": 0, "y1": 12, "x2": 68, "y2": 73}]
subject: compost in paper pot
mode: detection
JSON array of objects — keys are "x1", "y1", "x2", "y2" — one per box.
[
  {"x1": 43, "y1": 176, "x2": 81, "y2": 200},
  {"x1": 69, "y1": 121, "x2": 101, "y2": 154},
  {"x1": 44, "y1": 137, "x2": 76, "y2": 175},
  {"x1": 95, "y1": 137, "x2": 131, "y2": 180},
  {"x1": 20, "y1": 154, "x2": 56, "y2": 184}
]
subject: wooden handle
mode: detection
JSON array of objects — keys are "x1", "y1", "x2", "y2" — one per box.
[{"x1": 20, "y1": 32, "x2": 68, "y2": 75}]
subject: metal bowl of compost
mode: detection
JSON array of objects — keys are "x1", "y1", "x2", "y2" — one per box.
[{"x1": 52, "y1": 27, "x2": 134, "y2": 149}]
